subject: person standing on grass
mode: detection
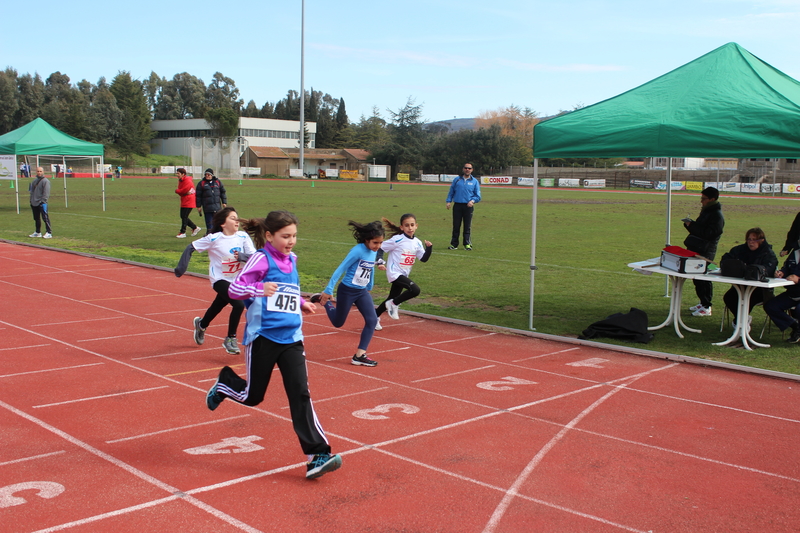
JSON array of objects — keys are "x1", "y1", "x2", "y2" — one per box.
[
  {"x1": 446, "y1": 163, "x2": 481, "y2": 250},
  {"x1": 196, "y1": 168, "x2": 227, "y2": 234},
  {"x1": 174, "y1": 206, "x2": 255, "y2": 355},
  {"x1": 311, "y1": 220, "x2": 385, "y2": 367},
  {"x1": 684, "y1": 186, "x2": 724, "y2": 317},
  {"x1": 208, "y1": 210, "x2": 343, "y2": 480},
  {"x1": 374, "y1": 214, "x2": 432, "y2": 331},
  {"x1": 28, "y1": 167, "x2": 52, "y2": 239},
  {"x1": 174, "y1": 168, "x2": 201, "y2": 238}
]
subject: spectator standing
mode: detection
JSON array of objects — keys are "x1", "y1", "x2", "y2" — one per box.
[
  {"x1": 684, "y1": 187, "x2": 724, "y2": 317},
  {"x1": 174, "y1": 168, "x2": 201, "y2": 238},
  {"x1": 196, "y1": 168, "x2": 227, "y2": 234},
  {"x1": 445, "y1": 163, "x2": 481, "y2": 250},
  {"x1": 28, "y1": 167, "x2": 52, "y2": 239},
  {"x1": 20, "y1": 162, "x2": 30, "y2": 178}
]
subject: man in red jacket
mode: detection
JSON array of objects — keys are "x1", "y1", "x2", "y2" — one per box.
[{"x1": 175, "y1": 168, "x2": 201, "y2": 238}]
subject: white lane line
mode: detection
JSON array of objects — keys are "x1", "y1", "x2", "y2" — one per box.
[
  {"x1": 106, "y1": 415, "x2": 252, "y2": 444},
  {"x1": 513, "y1": 346, "x2": 580, "y2": 362},
  {"x1": 0, "y1": 450, "x2": 66, "y2": 467},
  {"x1": 33, "y1": 386, "x2": 170, "y2": 408},
  {"x1": 131, "y1": 347, "x2": 222, "y2": 360},
  {"x1": 0, "y1": 362, "x2": 104, "y2": 378},
  {"x1": 411, "y1": 365, "x2": 497, "y2": 383},
  {"x1": 482, "y1": 363, "x2": 678, "y2": 533},
  {"x1": 78, "y1": 330, "x2": 176, "y2": 342},
  {"x1": 427, "y1": 332, "x2": 497, "y2": 345},
  {"x1": 0, "y1": 399, "x2": 264, "y2": 533},
  {"x1": 0, "y1": 343, "x2": 51, "y2": 352},
  {"x1": 32, "y1": 317, "x2": 125, "y2": 326}
]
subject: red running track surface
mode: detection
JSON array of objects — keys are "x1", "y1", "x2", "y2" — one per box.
[{"x1": 1, "y1": 241, "x2": 799, "y2": 532}]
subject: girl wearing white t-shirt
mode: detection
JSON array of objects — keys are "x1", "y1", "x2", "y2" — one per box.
[
  {"x1": 175, "y1": 206, "x2": 256, "y2": 355},
  {"x1": 375, "y1": 214, "x2": 432, "y2": 329}
]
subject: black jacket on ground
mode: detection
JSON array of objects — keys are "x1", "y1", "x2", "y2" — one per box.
[
  {"x1": 195, "y1": 176, "x2": 227, "y2": 212},
  {"x1": 684, "y1": 200, "x2": 724, "y2": 260},
  {"x1": 579, "y1": 308, "x2": 653, "y2": 344}
]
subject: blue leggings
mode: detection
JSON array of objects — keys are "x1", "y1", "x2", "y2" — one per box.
[{"x1": 325, "y1": 284, "x2": 377, "y2": 351}]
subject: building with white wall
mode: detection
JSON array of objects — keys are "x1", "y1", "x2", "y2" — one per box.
[{"x1": 150, "y1": 117, "x2": 317, "y2": 157}]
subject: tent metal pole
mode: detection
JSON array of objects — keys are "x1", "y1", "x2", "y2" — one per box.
[
  {"x1": 665, "y1": 158, "x2": 673, "y2": 297},
  {"x1": 62, "y1": 155, "x2": 68, "y2": 208},
  {"x1": 14, "y1": 154, "x2": 20, "y2": 214},
  {"x1": 529, "y1": 160, "x2": 539, "y2": 331},
  {"x1": 101, "y1": 155, "x2": 106, "y2": 211}
]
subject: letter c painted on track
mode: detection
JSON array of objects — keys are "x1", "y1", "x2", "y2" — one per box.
[{"x1": 0, "y1": 482, "x2": 65, "y2": 508}]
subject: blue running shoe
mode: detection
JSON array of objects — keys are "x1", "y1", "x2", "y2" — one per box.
[
  {"x1": 306, "y1": 453, "x2": 342, "y2": 479},
  {"x1": 206, "y1": 382, "x2": 224, "y2": 411}
]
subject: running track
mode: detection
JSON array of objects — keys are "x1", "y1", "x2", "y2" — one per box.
[{"x1": 1, "y1": 240, "x2": 799, "y2": 532}]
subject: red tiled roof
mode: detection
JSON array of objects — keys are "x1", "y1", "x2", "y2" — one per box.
[{"x1": 343, "y1": 149, "x2": 371, "y2": 161}]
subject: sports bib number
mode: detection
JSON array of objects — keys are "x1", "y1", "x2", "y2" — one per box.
[
  {"x1": 351, "y1": 260, "x2": 374, "y2": 287},
  {"x1": 400, "y1": 251, "x2": 416, "y2": 267},
  {"x1": 221, "y1": 258, "x2": 242, "y2": 278},
  {"x1": 266, "y1": 283, "x2": 301, "y2": 314}
]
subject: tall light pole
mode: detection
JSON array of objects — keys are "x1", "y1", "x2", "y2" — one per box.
[{"x1": 299, "y1": 0, "x2": 305, "y2": 176}]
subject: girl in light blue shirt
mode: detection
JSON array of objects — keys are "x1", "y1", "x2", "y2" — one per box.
[{"x1": 313, "y1": 220, "x2": 385, "y2": 367}]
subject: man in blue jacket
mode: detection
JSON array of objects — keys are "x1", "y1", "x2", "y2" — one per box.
[
  {"x1": 445, "y1": 163, "x2": 481, "y2": 250},
  {"x1": 195, "y1": 168, "x2": 228, "y2": 234}
]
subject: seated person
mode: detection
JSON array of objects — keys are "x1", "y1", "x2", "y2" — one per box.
[
  {"x1": 764, "y1": 248, "x2": 800, "y2": 343},
  {"x1": 721, "y1": 228, "x2": 777, "y2": 328}
]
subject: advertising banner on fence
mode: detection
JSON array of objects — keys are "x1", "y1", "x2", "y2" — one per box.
[
  {"x1": 325, "y1": 169, "x2": 339, "y2": 178},
  {"x1": 630, "y1": 180, "x2": 655, "y2": 189},
  {"x1": 720, "y1": 182, "x2": 741, "y2": 193},
  {"x1": 397, "y1": 173, "x2": 410, "y2": 181},
  {"x1": 685, "y1": 181, "x2": 704, "y2": 192},
  {"x1": 559, "y1": 178, "x2": 580, "y2": 188},
  {"x1": 289, "y1": 169, "x2": 303, "y2": 177},
  {"x1": 517, "y1": 177, "x2": 535, "y2": 186},
  {"x1": 421, "y1": 174, "x2": 439, "y2": 182},
  {"x1": 482, "y1": 176, "x2": 512, "y2": 185},
  {"x1": 540, "y1": 178, "x2": 555, "y2": 187},
  {"x1": 783, "y1": 183, "x2": 800, "y2": 194},
  {"x1": 440, "y1": 174, "x2": 458, "y2": 183},
  {"x1": 161, "y1": 166, "x2": 176, "y2": 174},
  {"x1": 740, "y1": 182, "x2": 760, "y2": 194},
  {"x1": 340, "y1": 170, "x2": 359, "y2": 180},
  {"x1": 655, "y1": 181, "x2": 686, "y2": 191},
  {"x1": 761, "y1": 183, "x2": 778, "y2": 193},
  {"x1": 0, "y1": 155, "x2": 16, "y2": 179},
  {"x1": 583, "y1": 179, "x2": 605, "y2": 188}
]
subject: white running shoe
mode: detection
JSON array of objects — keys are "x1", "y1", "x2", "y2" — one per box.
[
  {"x1": 692, "y1": 306, "x2": 712, "y2": 317},
  {"x1": 29, "y1": 232, "x2": 42, "y2": 238},
  {"x1": 43, "y1": 233, "x2": 52, "y2": 239},
  {"x1": 385, "y1": 299, "x2": 400, "y2": 320},
  {"x1": 374, "y1": 317, "x2": 382, "y2": 331},
  {"x1": 191, "y1": 227, "x2": 202, "y2": 236},
  {"x1": 689, "y1": 303, "x2": 703, "y2": 312},
  {"x1": 176, "y1": 233, "x2": 187, "y2": 238}
]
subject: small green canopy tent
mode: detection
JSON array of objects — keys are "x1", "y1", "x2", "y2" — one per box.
[
  {"x1": 526, "y1": 43, "x2": 800, "y2": 329},
  {"x1": 0, "y1": 118, "x2": 106, "y2": 212}
]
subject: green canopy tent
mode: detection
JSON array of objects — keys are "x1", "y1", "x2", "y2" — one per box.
[
  {"x1": 0, "y1": 118, "x2": 106, "y2": 213},
  {"x1": 528, "y1": 42, "x2": 800, "y2": 329}
]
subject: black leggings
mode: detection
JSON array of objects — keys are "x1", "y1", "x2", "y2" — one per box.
[
  {"x1": 201, "y1": 280, "x2": 244, "y2": 338},
  {"x1": 376, "y1": 275, "x2": 420, "y2": 317}
]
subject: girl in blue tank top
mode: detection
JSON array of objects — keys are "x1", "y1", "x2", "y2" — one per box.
[{"x1": 205, "y1": 210, "x2": 343, "y2": 480}]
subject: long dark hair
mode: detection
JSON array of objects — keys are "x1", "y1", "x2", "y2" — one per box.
[
  {"x1": 240, "y1": 210, "x2": 299, "y2": 249},
  {"x1": 210, "y1": 206, "x2": 238, "y2": 233},
  {"x1": 348, "y1": 220, "x2": 384, "y2": 243},
  {"x1": 383, "y1": 213, "x2": 416, "y2": 237}
]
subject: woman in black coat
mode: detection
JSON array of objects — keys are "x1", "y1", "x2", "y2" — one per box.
[{"x1": 720, "y1": 227, "x2": 778, "y2": 326}]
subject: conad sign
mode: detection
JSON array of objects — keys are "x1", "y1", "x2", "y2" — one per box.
[{"x1": 481, "y1": 176, "x2": 512, "y2": 185}]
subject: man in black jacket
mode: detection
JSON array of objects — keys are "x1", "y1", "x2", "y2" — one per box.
[
  {"x1": 684, "y1": 187, "x2": 724, "y2": 317},
  {"x1": 195, "y1": 168, "x2": 227, "y2": 234}
]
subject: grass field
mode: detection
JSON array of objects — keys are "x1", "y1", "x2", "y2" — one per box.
[{"x1": 3, "y1": 175, "x2": 800, "y2": 375}]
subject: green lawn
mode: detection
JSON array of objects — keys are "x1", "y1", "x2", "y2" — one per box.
[{"x1": 3, "y1": 176, "x2": 800, "y2": 374}]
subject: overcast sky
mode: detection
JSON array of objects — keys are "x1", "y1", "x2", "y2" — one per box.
[{"x1": 5, "y1": 0, "x2": 800, "y2": 123}]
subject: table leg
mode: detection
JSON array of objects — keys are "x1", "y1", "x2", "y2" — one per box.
[
  {"x1": 713, "y1": 285, "x2": 770, "y2": 350},
  {"x1": 647, "y1": 276, "x2": 701, "y2": 338}
]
